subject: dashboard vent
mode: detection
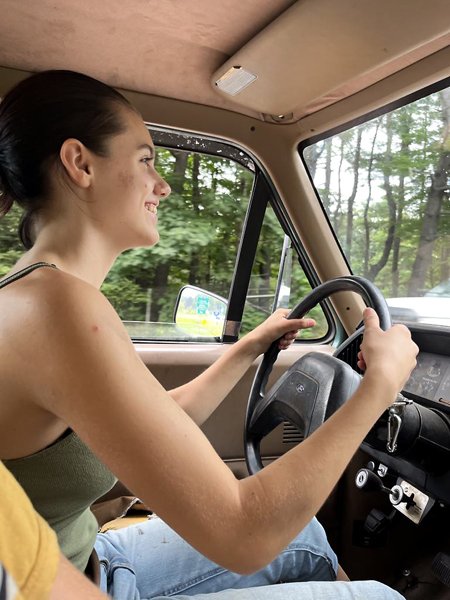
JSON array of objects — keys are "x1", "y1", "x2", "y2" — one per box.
[
  {"x1": 335, "y1": 333, "x2": 363, "y2": 372},
  {"x1": 283, "y1": 421, "x2": 304, "y2": 444}
]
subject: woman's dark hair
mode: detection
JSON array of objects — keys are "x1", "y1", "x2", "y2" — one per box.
[{"x1": 0, "y1": 70, "x2": 134, "y2": 248}]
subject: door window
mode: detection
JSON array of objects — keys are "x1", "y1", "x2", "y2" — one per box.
[
  {"x1": 241, "y1": 203, "x2": 328, "y2": 339},
  {"x1": 101, "y1": 138, "x2": 255, "y2": 340}
]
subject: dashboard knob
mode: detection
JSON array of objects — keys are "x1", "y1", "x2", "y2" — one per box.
[{"x1": 389, "y1": 484, "x2": 405, "y2": 505}]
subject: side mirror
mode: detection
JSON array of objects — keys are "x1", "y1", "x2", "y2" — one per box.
[{"x1": 174, "y1": 285, "x2": 227, "y2": 338}]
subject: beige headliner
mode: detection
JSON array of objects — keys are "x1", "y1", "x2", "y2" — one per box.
[
  {"x1": 0, "y1": 0, "x2": 295, "y2": 117},
  {"x1": 1, "y1": 0, "x2": 449, "y2": 122}
]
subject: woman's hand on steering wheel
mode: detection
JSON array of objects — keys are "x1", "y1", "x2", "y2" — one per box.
[
  {"x1": 358, "y1": 307, "x2": 419, "y2": 395},
  {"x1": 245, "y1": 308, "x2": 316, "y2": 356}
]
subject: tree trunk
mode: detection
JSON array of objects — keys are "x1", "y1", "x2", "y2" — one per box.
[
  {"x1": 368, "y1": 114, "x2": 397, "y2": 281},
  {"x1": 188, "y1": 153, "x2": 202, "y2": 284},
  {"x1": 323, "y1": 139, "x2": 332, "y2": 211},
  {"x1": 333, "y1": 138, "x2": 345, "y2": 233},
  {"x1": 392, "y1": 202, "x2": 403, "y2": 295},
  {"x1": 150, "y1": 263, "x2": 170, "y2": 321},
  {"x1": 392, "y1": 111, "x2": 412, "y2": 295},
  {"x1": 169, "y1": 150, "x2": 189, "y2": 195},
  {"x1": 441, "y1": 243, "x2": 450, "y2": 282},
  {"x1": 191, "y1": 153, "x2": 200, "y2": 207},
  {"x1": 363, "y1": 122, "x2": 380, "y2": 277},
  {"x1": 257, "y1": 245, "x2": 271, "y2": 313},
  {"x1": 345, "y1": 128, "x2": 363, "y2": 262},
  {"x1": 304, "y1": 141, "x2": 324, "y2": 179}
]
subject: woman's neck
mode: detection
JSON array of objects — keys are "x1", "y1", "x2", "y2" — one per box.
[{"x1": 16, "y1": 222, "x2": 121, "y2": 289}]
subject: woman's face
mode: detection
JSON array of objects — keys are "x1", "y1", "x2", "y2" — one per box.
[{"x1": 89, "y1": 107, "x2": 171, "y2": 251}]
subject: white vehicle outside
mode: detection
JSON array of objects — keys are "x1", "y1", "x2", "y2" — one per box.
[{"x1": 387, "y1": 279, "x2": 450, "y2": 326}]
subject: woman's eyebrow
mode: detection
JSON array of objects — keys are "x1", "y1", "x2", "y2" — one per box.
[{"x1": 137, "y1": 143, "x2": 155, "y2": 157}]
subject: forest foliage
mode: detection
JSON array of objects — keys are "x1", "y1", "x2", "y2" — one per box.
[{"x1": 304, "y1": 88, "x2": 450, "y2": 299}]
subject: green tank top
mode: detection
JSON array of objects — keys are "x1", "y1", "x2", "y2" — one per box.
[
  {"x1": 1, "y1": 263, "x2": 117, "y2": 571},
  {"x1": 4, "y1": 432, "x2": 116, "y2": 571}
]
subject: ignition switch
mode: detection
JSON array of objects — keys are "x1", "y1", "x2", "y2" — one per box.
[
  {"x1": 355, "y1": 468, "x2": 416, "y2": 508},
  {"x1": 355, "y1": 467, "x2": 433, "y2": 524}
]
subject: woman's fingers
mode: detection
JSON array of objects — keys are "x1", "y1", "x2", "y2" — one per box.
[
  {"x1": 278, "y1": 319, "x2": 316, "y2": 350},
  {"x1": 362, "y1": 306, "x2": 380, "y2": 329},
  {"x1": 249, "y1": 309, "x2": 317, "y2": 355},
  {"x1": 357, "y1": 350, "x2": 366, "y2": 371}
]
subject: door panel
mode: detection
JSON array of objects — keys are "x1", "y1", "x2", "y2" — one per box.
[{"x1": 136, "y1": 342, "x2": 334, "y2": 477}]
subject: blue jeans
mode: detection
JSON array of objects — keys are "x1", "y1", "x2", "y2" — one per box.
[{"x1": 94, "y1": 516, "x2": 404, "y2": 600}]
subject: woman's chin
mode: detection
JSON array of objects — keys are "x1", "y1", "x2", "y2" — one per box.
[
  {"x1": 119, "y1": 230, "x2": 160, "y2": 252},
  {"x1": 139, "y1": 230, "x2": 160, "y2": 248}
]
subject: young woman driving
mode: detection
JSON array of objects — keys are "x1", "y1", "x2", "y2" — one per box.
[{"x1": 0, "y1": 70, "x2": 418, "y2": 600}]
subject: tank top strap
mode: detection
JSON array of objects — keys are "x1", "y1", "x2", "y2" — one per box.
[{"x1": 0, "y1": 262, "x2": 57, "y2": 289}]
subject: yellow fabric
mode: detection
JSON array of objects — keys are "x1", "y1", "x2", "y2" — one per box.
[{"x1": 0, "y1": 462, "x2": 59, "y2": 599}]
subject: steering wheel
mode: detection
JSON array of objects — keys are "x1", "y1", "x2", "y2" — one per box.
[{"x1": 244, "y1": 275, "x2": 391, "y2": 475}]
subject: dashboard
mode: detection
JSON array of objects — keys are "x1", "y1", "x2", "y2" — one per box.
[
  {"x1": 402, "y1": 325, "x2": 450, "y2": 414},
  {"x1": 337, "y1": 323, "x2": 450, "y2": 506},
  {"x1": 404, "y1": 351, "x2": 450, "y2": 409}
]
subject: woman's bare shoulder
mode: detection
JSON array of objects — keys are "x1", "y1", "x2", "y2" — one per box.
[
  {"x1": 2, "y1": 266, "x2": 152, "y2": 427},
  {"x1": 3, "y1": 266, "x2": 125, "y2": 334},
  {"x1": 1, "y1": 266, "x2": 134, "y2": 384}
]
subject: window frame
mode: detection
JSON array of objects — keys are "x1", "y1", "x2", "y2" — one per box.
[{"x1": 133, "y1": 124, "x2": 335, "y2": 344}]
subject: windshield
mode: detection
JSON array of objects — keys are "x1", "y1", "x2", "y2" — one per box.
[{"x1": 302, "y1": 84, "x2": 450, "y2": 328}]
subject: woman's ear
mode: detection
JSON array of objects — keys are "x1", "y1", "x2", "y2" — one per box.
[{"x1": 59, "y1": 139, "x2": 93, "y2": 188}]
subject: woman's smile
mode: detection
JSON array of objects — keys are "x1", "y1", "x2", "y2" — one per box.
[{"x1": 144, "y1": 202, "x2": 158, "y2": 214}]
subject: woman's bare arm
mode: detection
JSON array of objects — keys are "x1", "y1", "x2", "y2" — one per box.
[
  {"x1": 19, "y1": 274, "x2": 417, "y2": 574},
  {"x1": 168, "y1": 310, "x2": 315, "y2": 424}
]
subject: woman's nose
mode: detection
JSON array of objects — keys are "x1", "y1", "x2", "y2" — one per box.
[{"x1": 157, "y1": 177, "x2": 171, "y2": 199}]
